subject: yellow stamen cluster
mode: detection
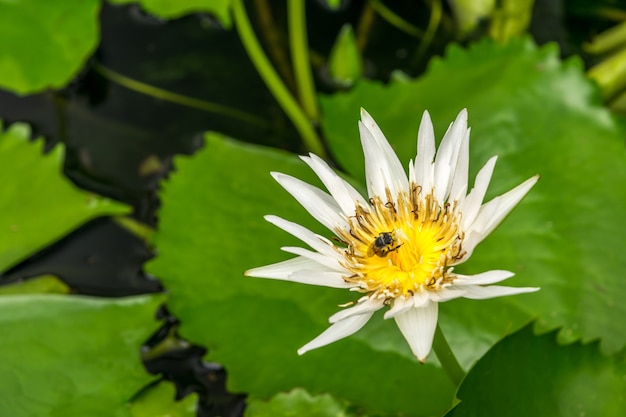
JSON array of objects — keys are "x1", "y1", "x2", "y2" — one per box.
[{"x1": 335, "y1": 185, "x2": 464, "y2": 299}]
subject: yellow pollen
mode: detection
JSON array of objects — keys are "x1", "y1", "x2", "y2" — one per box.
[{"x1": 336, "y1": 186, "x2": 464, "y2": 299}]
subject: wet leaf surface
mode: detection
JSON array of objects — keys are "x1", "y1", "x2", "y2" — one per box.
[
  {"x1": 447, "y1": 324, "x2": 626, "y2": 417},
  {"x1": 0, "y1": 0, "x2": 100, "y2": 94},
  {"x1": 0, "y1": 294, "x2": 164, "y2": 417},
  {"x1": 246, "y1": 388, "x2": 358, "y2": 417},
  {"x1": 129, "y1": 381, "x2": 197, "y2": 417}
]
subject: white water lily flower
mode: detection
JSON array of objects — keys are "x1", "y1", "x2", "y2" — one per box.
[{"x1": 246, "y1": 109, "x2": 539, "y2": 362}]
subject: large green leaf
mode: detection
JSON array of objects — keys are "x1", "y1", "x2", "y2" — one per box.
[
  {"x1": 0, "y1": 123, "x2": 129, "y2": 272},
  {"x1": 0, "y1": 0, "x2": 100, "y2": 94},
  {"x1": 128, "y1": 381, "x2": 197, "y2": 417},
  {"x1": 320, "y1": 37, "x2": 626, "y2": 359},
  {"x1": 109, "y1": 0, "x2": 232, "y2": 27},
  {"x1": 0, "y1": 275, "x2": 69, "y2": 295},
  {"x1": 447, "y1": 324, "x2": 626, "y2": 417},
  {"x1": 0, "y1": 293, "x2": 164, "y2": 417},
  {"x1": 246, "y1": 388, "x2": 360, "y2": 417},
  {"x1": 150, "y1": 134, "x2": 456, "y2": 416}
]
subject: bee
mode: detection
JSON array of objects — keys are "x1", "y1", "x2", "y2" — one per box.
[{"x1": 367, "y1": 231, "x2": 402, "y2": 257}]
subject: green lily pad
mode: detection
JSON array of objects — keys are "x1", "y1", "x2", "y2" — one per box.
[
  {"x1": 320, "y1": 37, "x2": 626, "y2": 359},
  {"x1": 246, "y1": 388, "x2": 358, "y2": 417},
  {"x1": 0, "y1": 275, "x2": 69, "y2": 295},
  {"x1": 0, "y1": 123, "x2": 130, "y2": 272},
  {"x1": 0, "y1": 293, "x2": 164, "y2": 417},
  {"x1": 0, "y1": 0, "x2": 100, "y2": 94},
  {"x1": 150, "y1": 134, "x2": 456, "y2": 416},
  {"x1": 447, "y1": 324, "x2": 626, "y2": 417},
  {"x1": 109, "y1": 0, "x2": 232, "y2": 27},
  {"x1": 129, "y1": 381, "x2": 197, "y2": 417}
]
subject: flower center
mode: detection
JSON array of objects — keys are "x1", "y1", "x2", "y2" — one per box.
[{"x1": 336, "y1": 185, "x2": 464, "y2": 299}]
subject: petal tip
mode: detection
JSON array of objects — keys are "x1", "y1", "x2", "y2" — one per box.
[
  {"x1": 420, "y1": 109, "x2": 432, "y2": 122},
  {"x1": 452, "y1": 108, "x2": 469, "y2": 129},
  {"x1": 359, "y1": 108, "x2": 378, "y2": 127}
]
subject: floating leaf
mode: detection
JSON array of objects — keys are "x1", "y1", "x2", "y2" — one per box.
[
  {"x1": 246, "y1": 388, "x2": 357, "y2": 417},
  {"x1": 0, "y1": 123, "x2": 129, "y2": 272},
  {"x1": 447, "y1": 324, "x2": 626, "y2": 417},
  {"x1": 0, "y1": 0, "x2": 100, "y2": 94},
  {"x1": 0, "y1": 294, "x2": 163, "y2": 416},
  {"x1": 129, "y1": 381, "x2": 197, "y2": 417},
  {"x1": 109, "y1": 0, "x2": 232, "y2": 27},
  {"x1": 0, "y1": 275, "x2": 69, "y2": 295}
]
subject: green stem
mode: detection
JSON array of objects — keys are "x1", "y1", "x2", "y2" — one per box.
[
  {"x1": 432, "y1": 323, "x2": 464, "y2": 386},
  {"x1": 415, "y1": 0, "x2": 442, "y2": 62},
  {"x1": 288, "y1": 0, "x2": 320, "y2": 121},
  {"x1": 92, "y1": 62, "x2": 267, "y2": 127},
  {"x1": 584, "y1": 20, "x2": 626, "y2": 54},
  {"x1": 370, "y1": 0, "x2": 423, "y2": 38},
  {"x1": 232, "y1": 0, "x2": 326, "y2": 157}
]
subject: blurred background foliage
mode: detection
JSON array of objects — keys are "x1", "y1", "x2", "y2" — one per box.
[{"x1": 1, "y1": 0, "x2": 626, "y2": 416}]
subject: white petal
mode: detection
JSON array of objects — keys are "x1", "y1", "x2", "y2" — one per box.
[
  {"x1": 300, "y1": 154, "x2": 368, "y2": 216},
  {"x1": 246, "y1": 256, "x2": 351, "y2": 288},
  {"x1": 245, "y1": 256, "x2": 325, "y2": 279},
  {"x1": 433, "y1": 109, "x2": 468, "y2": 202},
  {"x1": 415, "y1": 111, "x2": 436, "y2": 191},
  {"x1": 432, "y1": 164, "x2": 451, "y2": 203},
  {"x1": 408, "y1": 158, "x2": 416, "y2": 185},
  {"x1": 271, "y1": 172, "x2": 348, "y2": 231},
  {"x1": 426, "y1": 287, "x2": 466, "y2": 302},
  {"x1": 453, "y1": 270, "x2": 515, "y2": 285},
  {"x1": 384, "y1": 296, "x2": 413, "y2": 319},
  {"x1": 281, "y1": 246, "x2": 344, "y2": 270},
  {"x1": 459, "y1": 285, "x2": 540, "y2": 300},
  {"x1": 265, "y1": 215, "x2": 342, "y2": 261},
  {"x1": 287, "y1": 270, "x2": 354, "y2": 288},
  {"x1": 298, "y1": 310, "x2": 375, "y2": 355},
  {"x1": 461, "y1": 156, "x2": 497, "y2": 230},
  {"x1": 359, "y1": 109, "x2": 409, "y2": 198},
  {"x1": 463, "y1": 175, "x2": 539, "y2": 256},
  {"x1": 448, "y1": 127, "x2": 470, "y2": 203},
  {"x1": 384, "y1": 291, "x2": 429, "y2": 319},
  {"x1": 329, "y1": 297, "x2": 384, "y2": 323},
  {"x1": 393, "y1": 301, "x2": 439, "y2": 362}
]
